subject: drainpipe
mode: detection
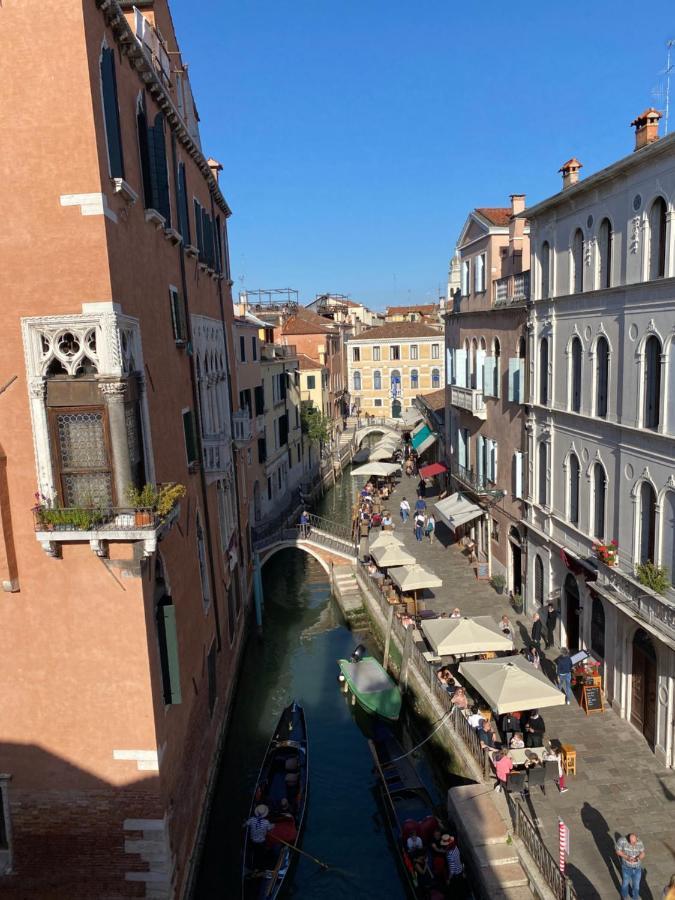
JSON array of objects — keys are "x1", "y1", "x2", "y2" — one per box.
[{"x1": 169, "y1": 134, "x2": 222, "y2": 650}]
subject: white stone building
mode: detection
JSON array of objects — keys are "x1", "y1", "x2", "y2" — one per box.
[{"x1": 523, "y1": 109, "x2": 675, "y2": 767}]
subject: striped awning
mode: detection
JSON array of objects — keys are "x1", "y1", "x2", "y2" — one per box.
[{"x1": 411, "y1": 424, "x2": 437, "y2": 454}]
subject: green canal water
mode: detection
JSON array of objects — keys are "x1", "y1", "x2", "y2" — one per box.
[{"x1": 195, "y1": 456, "x2": 450, "y2": 898}]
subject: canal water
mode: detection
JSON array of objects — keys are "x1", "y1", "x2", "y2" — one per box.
[{"x1": 196, "y1": 453, "x2": 446, "y2": 898}]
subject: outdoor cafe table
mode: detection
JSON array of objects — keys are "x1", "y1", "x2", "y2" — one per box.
[{"x1": 501, "y1": 747, "x2": 546, "y2": 767}]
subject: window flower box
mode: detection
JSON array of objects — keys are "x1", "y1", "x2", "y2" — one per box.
[{"x1": 593, "y1": 540, "x2": 618, "y2": 566}]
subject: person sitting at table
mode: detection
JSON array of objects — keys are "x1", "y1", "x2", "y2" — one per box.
[
  {"x1": 371, "y1": 511, "x2": 383, "y2": 528},
  {"x1": 478, "y1": 719, "x2": 499, "y2": 751},
  {"x1": 524, "y1": 710, "x2": 545, "y2": 747},
  {"x1": 367, "y1": 561, "x2": 378, "y2": 575},
  {"x1": 451, "y1": 687, "x2": 468, "y2": 710},
  {"x1": 500, "y1": 712, "x2": 519, "y2": 745},
  {"x1": 526, "y1": 646, "x2": 542, "y2": 670},
  {"x1": 492, "y1": 750, "x2": 513, "y2": 793},
  {"x1": 382, "y1": 513, "x2": 394, "y2": 531},
  {"x1": 500, "y1": 614, "x2": 512, "y2": 637},
  {"x1": 543, "y1": 744, "x2": 568, "y2": 793},
  {"x1": 510, "y1": 732, "x2": 525, "y2": 749},
  {"x1": 467, "y1": 708, "x2": 485, "y2": 730},
  {"x1": 450, "y1": 607, "x2": 461, "y2": 618}
]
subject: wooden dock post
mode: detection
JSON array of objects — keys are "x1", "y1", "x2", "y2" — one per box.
[{"x1": 382, "y1": 603, "x2": 395, "y2": 671}]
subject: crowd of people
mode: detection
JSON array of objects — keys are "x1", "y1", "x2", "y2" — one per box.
[{"x1": 402, "y1": 822, "x2": 469, "y2": 899}]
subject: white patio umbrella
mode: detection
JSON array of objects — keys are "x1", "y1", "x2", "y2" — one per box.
[
  {"x1": 368, "y1": 446, "x2": 397, "y2": 461},
  {"x1": 368, "y1": 531, "x2": 405, "y2": 551},
  {"x1": 370, "y1": 544, "x2": 416, "y2": 568},
  {"x1": 351, "y1": 462, "x2": 401, "y2": 477},
  {"x1": 388, "y1": 564, "x2": 442, "y2": 592},
  {"x1": 421, "y1": 616, "x2": 514, "y2": 656},
  {"x1": 458, "y1": 655, "x2": 566, "y2": 714}
]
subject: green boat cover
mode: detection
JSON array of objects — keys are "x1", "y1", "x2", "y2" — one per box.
[{"x1": 338, "y1": 657, "x2": 402, "y2": 720}]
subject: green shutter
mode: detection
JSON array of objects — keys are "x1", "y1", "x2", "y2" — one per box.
[
  {"x1": 183, "y1": 410, "x2": 197, "y2": 465},
  {"x1": 158, "y1": 602, "x2": 182, "y2": 704},
  {"x1": 170, "y1": 289, "x2": 186, "y2": 343},
  {"x1": 100, "y1": 48, "x2": 125, "y2": 179},
  {"x1": 151, "y1": 114, "x2": 170, "y2": 224}
]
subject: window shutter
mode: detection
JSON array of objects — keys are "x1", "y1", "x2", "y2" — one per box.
[
  {"x1": 455, "y1": 349, "x2": 467, "y2": 387},
  {"x1": 457, "y1": 428, "x2": 466, "y2": 468},
  {"x1": 170, "y1": 288, "x2": 186, "y2": 343},
  {"x1": 194, "y1": 200, "x2": 203, "y2": 256},
  {"x1": 100, "y1": 48, "x2": 125, "y2": 179},
  {"x1": 151, "y1": 115, "x2": 170, "y2": 224},
  {"x1": 483, "y1": 357, "x2": 496, "y2": 397},
  {"x1": 514, "y1": 451, "x2": 523, "y2": 498},
  {"x1": 476, "y1": 348, "x2": 486, "y2": 392},
  {"x1": 477, "y1": 435, "x2": 484, "y2": 483},
  {"x1": 183, "y1": 410, "x2": 197, "y2": 465},
  {"x1": 178, "y1": 163, "x2": 191, "y2": 243},
  {"x1": 508, "y1": 359, "x2": 519, "y2": 402},
  {"x1": 157, "y1": 601, "x2": 182, "y2": 704},
  {"x1": 446, "y1": 348, "x2": 454, "y2": 385}
]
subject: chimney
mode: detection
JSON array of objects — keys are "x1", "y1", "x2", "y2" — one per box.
[
  {"x1": 631, "y1": 107, "x2": 661, "y2": 151},
  {"x1": 509, "y1": 194, "x2": 526, "y2": 259},
  {"x1": 207, "y1": 157, "x2": 223, "y2": 183},
  {"x1": 559, "y1": 158, "x2": 583, "y2": 190}
]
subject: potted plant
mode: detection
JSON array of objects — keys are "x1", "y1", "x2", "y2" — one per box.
[
  {"x1": 126, "y1": 484, "x2": 159, "y2": 526},
  {"x1": 635, "y1": 560, "x2": 670, "y2": 595},
  {"x1": 156, "y1": 483, "x2": 186, "y2": 518},
  {"x1": 592, "y1": 539, "x2": 618, "y2": 566},
  {"x1": 491, "y1": 573, "x2": 506, "y2": 595},
  {"x1": 511, "y1": 592, "x2": 523, "y2": 613}
]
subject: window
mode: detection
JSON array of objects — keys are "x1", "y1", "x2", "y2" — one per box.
[
  {"x1": 572, "y1": 228, "x2": 584, "y2": 293},
  {"x1": 643, "y1": 335, "x2": 662, "y2": 428},
  {"x1": 568, "y1": 453, "x2": 580, "y2": 524},
  {"x1": 353, "y1": 371, "x2": 361, "y2": 391},
  {"x1": 390, "y1": 345, "x2": 400, "y2": 360},
  {"x1": 410, "y1": 344, "x2": 419, "y2": 360},
  {"x1": 373, "y1": 346, "x2": 381, "y2": 361},
  {"x1": 193, "y1": 199, "x2": 216, "y2": 268},
  {"x1": 352, "y1": 347, "x2": 360, "y2": 362},
  {"x1": 239, "y1": 335, "x2": 246, "y2": 362},
  {"x1": 432, "y1": 343, "x2": 440, "y2": 359},
  {"x1": 391, "y1": 370, "x2": 401, "y2": 397},
  {"x1": 513, "y1": 451, "x2": 523, "y2": 499},
  {"x1": 258, "y1": 437, "x2": 267, "y2": 463},
  {"x1": 596, "y1": 336, "x2": 609, "y2": 418},
  {"x1": 590, "y1": 597, "x2": 605, "y2": 659},
  {"x1": 48, "y1": 407, "x2": 113, "y2": 507},
  {"x1": 538, "y1": 441, "x2": 547, "y2": 506},
  {"x1": 648, "y1": 197, "x2": 667, "y2": 279},
  {"x1": 661, "y1": 491, "x2": 675, "y2": 586},
  {"x1": 196, "y1": 512, "x2": 211, "y2": 608},
  {"x1": 252, "y1": 337, "x2": 257, "y2": 361},
  {"x1": 374, "y1": 398, "x2": 382, "y2": 407},
  {"x1": 486, "y1": 439, "x2": 498, "y2": 483},
  {"x1": 100, "y1": 47, "x2": 124, "y2": 179},
  {"x1": 207, "y1": 642, "x2": 217, "y2": 716},
  {"x1": 534, "y1": 554, "x2": 544, "y2": 605},
  {"x1": 598, "y1": 218, "x2": 612, "y2": 289},
  {"x1": 493, "y1": 337, "x2": 500, "y2": 397},
  {"x1": 373, "y1": 370, "x2": 381, "y2": 390},
  {"x1": 431, "y1": 368, "x2": 440, "y2": 389},
  {"x1": 169, "y1": 286, "x2": 187, "y2": 344},
  {"x1": 254, "y1": 385, "x2": 264, "y2": 416},
  {"x1": 138, "y1": 105, "x2": 171, "y2": 225},
  {"x1": 307, "y1": 375, "x2": 316, "y2": 390},
  {"x1": 267, "y1": 476, "x2": 272, "y2": 500},
  {"x1": 539, "y1": 338, "x2": 549, "y2": 405},
  {"x1": 474, "y1": 253, "x2": 486, "y2": 292},
  {"x1": 239, "y1": 389, "x2": 252, "y2": 418},
  {"x1": 279, "y1": 413, "x2": 289, "y2": 446},
  {"x1": 540, "y1": 241, "x2": 551, "y2": 299},
  {"x1": 156, "y1": 597, "x2": 182, "y2": 704},
  {"x1": 639, "y1": 481, "x2": 657, "y2": 564},
  {"x1": 570, "y1": 337, "x2": 582, "y2": 412},
  {"x1": 177, "y1": 162, "x2": 191, "y2": 243},
  {"x1": 461, "y1": 259, "x2": 470, "y2": 296},
  {"x1": 593, "y1": 463, "x2": 606, "y2": 540},
  {"x1": 182, "y1": 409, "x2": 198, "y2": 466},
  {"x1": 410, "y1": 369, "x2": 419, "y2": 389}
]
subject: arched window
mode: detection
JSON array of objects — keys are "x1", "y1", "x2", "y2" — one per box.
[
  {"x1": 518, "y1": 336, "x2": 526, "y2": 358},
  {"x1": 661, "y1": 491, "x2": 675, "y2": 586},
  {"x1": 570, "y1": 337, "x2": 582, "y2": 412},
  {"x1": 471, "y1": 339, "x2": 478, "y2": 389},
  {"x1": 534, "y1": 554, "x2": 544, "y2": 605},
  {"x1": 639, "y1": 481, "x2": 657, "y2": 564},
  {"x1": 373, "y1": 370, "x2": 381, "y2": 390},
  {"x1": 593, "y1": 463, "x2": 606, "y2": 539},
  {"x1": 648, "y1": 197, "x2": 667, "y2": 279},
  {"x1": 353, "y1": 370, "x2": 361, "y2": 391},
  {"x1": 100, "y1": 46, "x2": 125, "y2": 179},
  {"x1": 431, "y1": 368, "x2": 440, "y2": 389},
  {"x1": 539, "y1": 338, "x2": 549, "y2": 405},
  {"x1": 591, "y1": 596, "x2": 605, "y2": 659},
  {"x1": 569, "y1": 453, "x2": 580, "y2": 524},
  {"x1": 643, "y1": 335, "x2": 662, "y2": 429},
  {"x1": 464, "y1": 338, "x2": 470, "y2": 386},
  {"x1": 595, "y1": 336, "x2": 609, "y2": 418},
  {"x1": 541, "y1": 241, "x2": 551, "y2": 299},
  {"x1": 492, "y1": 337, "x2": 501, "y2": 397},
  {"x1": 598, "y1": 218, "x2": 612, "y2": 289},
  {"x1": 410, "y1": 369, "x2": 419, "y2": 389},
  {"x1": 391, "y1": 370, "x2": 401, "y2": 398},
  {"x1": 572, "y1": 228, "x2": 584, "y2": 293},
  {"x1": 538, "y1": 441, "x2": 548, "y2": 506}
]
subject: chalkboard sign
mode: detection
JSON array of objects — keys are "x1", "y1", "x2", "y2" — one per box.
[
  {"x1": 582, "y1": 685, "x2": 604, "y2": 715},
  {"x1": 477, "y1": 562, "x2": 489, "y2": 579}
]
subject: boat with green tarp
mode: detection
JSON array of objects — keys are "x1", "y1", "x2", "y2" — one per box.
[{"x1": 338, "y1": 646, "x2": 402, "y2": 721}]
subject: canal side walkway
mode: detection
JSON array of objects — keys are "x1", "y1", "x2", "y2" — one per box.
[{"x1": 373, "y1": 475, "x2": 675, "y2": 900}]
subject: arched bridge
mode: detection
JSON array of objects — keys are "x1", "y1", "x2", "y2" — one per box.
[
  {"x1": 354, "y1": 422, "x2": 403, "y2": 448},
  {"x1": 252, "y1": 513, "x2": 357, "y2": 574}
]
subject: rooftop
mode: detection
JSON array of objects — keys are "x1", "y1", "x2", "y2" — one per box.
[
  {"x1": 475, "y1": 207, "x2": 512, "y2": 227},
  {"x1": 385, "y1": 303, "x2": 439, "y2": 316},
  {"x1": 297, "y1": 353, "x2": 326, "y2": 370},
  {"x1": 350, "y1": 322, "x2": 442, "y2": 341},
  {"x1": 417, "y1": 388, "x2": 446, "y2": 411}
]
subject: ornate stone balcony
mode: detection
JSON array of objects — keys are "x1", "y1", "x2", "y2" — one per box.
[{"x1": 449, "y1": 385, "x2": 487, "y2": 420}]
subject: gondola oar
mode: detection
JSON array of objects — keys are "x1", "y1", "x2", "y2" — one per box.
[{"x1": 269, "y1": 835, "x2": 330, "y2": 870}]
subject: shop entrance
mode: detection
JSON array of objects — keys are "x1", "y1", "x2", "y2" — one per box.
[
  {"x1": 509, "y1": 527, "x2": 522, "y2": 596},
  {"x1": 631, "y1": 629, "x2": 657, "y2": 749}
]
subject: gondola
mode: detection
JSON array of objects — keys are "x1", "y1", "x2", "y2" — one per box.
[
  {"x1": 242, "y1": 701, "x2": 308, "y2": 900},
  {"x1": 338, "y1": 644, "x2": 402, "y2": 721},
  {"x1": 368, "y1": 728, "x2": 471, "y2": 899}
]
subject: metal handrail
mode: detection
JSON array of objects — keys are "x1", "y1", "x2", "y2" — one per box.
[{"x1": 33, "y1": 504, "x2": 160, "y2": 532}]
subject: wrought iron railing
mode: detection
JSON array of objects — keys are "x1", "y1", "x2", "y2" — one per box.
[
  {"x1": 450, "y1": 461, "x2": 495, "y2": 494},
  {"x1": 33, "y1": 505, "x2": 159, "y2": 532}
]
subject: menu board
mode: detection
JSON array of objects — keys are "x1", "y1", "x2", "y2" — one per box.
[{"x1": 582, "y1": 685, "x2": 604, "y2": 715}]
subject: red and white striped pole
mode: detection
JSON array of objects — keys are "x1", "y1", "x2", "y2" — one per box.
[{"x1": 558, "y1": 818, "x2": 569, "y2": 873}]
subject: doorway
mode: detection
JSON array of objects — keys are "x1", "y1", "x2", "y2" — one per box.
[
  {"x1": 631, "y1": 629, "x2": 657, "y2": 748},
  {"x1": 391, "y1": 399, "x2": 401, "y2": 419},
  {"x1": 509, "y1": 527, "x2": 522, "y2": 596},
  {"x1": 564, "y1": 574, "x2": 580, "y2": 652}
]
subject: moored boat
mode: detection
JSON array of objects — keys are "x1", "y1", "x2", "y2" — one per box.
[
  {"x1": 242, "y1": 701, "x2": 308, "y2": 900},
  {"x1": 338, "y1": 645, "x2": 402, "y2": 721}
]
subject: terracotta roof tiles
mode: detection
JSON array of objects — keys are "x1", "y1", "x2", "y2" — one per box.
[
  {"x1": 350, "y1": 322, "x2": 442, "y2": 341},
  {"x1": 475, "y1": 207, "x2": 512, "y2": 226}
]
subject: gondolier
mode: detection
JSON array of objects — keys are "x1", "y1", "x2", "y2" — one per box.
[{"x1": 243, "y1": 805, "x2": 274, "y2": 870}]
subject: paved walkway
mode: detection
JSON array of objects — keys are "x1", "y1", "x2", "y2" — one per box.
[{"x1": 368, "y1": 474, "x2": 675, "y2": 900}]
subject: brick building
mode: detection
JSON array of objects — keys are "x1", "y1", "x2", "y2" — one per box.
[{"x1": 0, "y1": 0, "x2": 248, "y2": 896}]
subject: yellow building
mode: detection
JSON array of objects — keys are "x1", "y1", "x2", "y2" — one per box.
[
  {"x1": 346, "y1": 323, "x2": 445, "y2": 418},
  {"x1": 298, "y1": 353, "x2": 329, "y2": 417}
]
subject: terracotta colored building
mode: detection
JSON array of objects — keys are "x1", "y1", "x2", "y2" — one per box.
[{"x1": 0, "y1": 1, "x2": 248, "y2": 896}]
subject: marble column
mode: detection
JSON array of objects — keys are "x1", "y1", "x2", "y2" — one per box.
[{"x1": 99, "y1": 381, "x2": 133, "y2": 506}]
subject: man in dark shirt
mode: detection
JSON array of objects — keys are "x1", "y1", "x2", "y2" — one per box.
[
  {"x1": 524, "y1": 710, "x2": 545, "y2": 747},
  {"x1": 544, "y1": 603, "x2": 559, "y2": 648},
  {"x1": 556, "y1": 648, "x2": 573, "y2": 704},
  {"x1": 530, "y1": 613, "x2": 543, "y2": 650}
]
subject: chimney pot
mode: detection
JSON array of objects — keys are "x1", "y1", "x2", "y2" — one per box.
[
  {"x1": 631, "y1": 107, "x2": 661, "y2": 151},
  {"x1": 559, "y1": 158, "x2": 583, "y2": 190},
  {"x1": 207, "y1": 157, "x2": 223, "y2": 183}
]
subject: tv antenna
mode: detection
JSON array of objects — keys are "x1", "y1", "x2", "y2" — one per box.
[{"x1": 663, "y1": 39, "x2": 675, "y2": 134}]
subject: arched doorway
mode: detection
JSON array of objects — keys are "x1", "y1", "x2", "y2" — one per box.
[
  {"x1": 508, "y1": 527, "x2": 522, "y2": 595},
  {"x1": 631, "y1": 629, "x2": 657, "y2": 748},
  {"x1": 391, "y1": 399, "x2": 401, "y2": 418},
  {"x1": 563, "y1": 574, "x2": 580, "y2": 652}
]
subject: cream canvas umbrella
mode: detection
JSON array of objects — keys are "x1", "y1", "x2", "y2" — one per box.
[
  {"x1": 368, "y1": 446, "x2": 397, "y2": 461},
  {"x1": 388, "y1": 564, "x2": 442, "y2": 592},
  {"x1": 370, "y1": 544, "x2": 416, "y2": 568},
  {"x1": 351, "y1": 462, "x2": 401, "y2": 477},
  {"x1": 421, "y1": 616, "x2": 513, "y2": 656},
  {"x1": 458, "y1": 655, "x2": 566, "y2": 714},
  {"x1": 368, "y1": 532, "x2": 405, "y2": 551}
]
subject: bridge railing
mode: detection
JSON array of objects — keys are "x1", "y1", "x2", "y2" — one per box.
[{"x1": 253, "y1": 514, "x2": 357, "y2": 557}]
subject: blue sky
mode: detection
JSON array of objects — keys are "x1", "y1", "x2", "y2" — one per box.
[{"x1": 171, "y1": 1, "x2": 675, "y2": 310}]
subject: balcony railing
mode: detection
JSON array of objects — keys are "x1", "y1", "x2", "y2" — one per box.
[
  {"x1": 493, "y1": 271, "x2": 530, "y2": 307},
  {"x1": 232, "y1": 410, "x2": 252, "y2": 445},
  {"x1": 202, "y1": 435, "x2": 231, "y2": 471},
  {"x1": 450, "y1": 460, "x2": 498, "y2": 495},
  {"x1": 260, "y1": 343, "x2": 298, "y2": 361},
  {"x1": 449, "y1": 384, "x2": 487, "y2": 420}
]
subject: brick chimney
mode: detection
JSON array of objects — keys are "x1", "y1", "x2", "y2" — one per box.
[
  {"x1": 509, "y1": 194, "x2": 526, "y2": 260},
  {"x1": 207, "y1": 157, "x2": 223, "y2": 183},
  {"x1": 631, "y1": 108, "x2": 661, "y2": 151},
  {"x1": 559, "y1": 158, "x2": 582, "y2": 190}
]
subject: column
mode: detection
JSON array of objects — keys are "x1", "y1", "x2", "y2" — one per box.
[{"x1": 99, "y1": 381, "x2": 133, "y2": 506}]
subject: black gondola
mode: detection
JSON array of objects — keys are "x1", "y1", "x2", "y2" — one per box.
[{"x1": 242, "y1": 701, "x2": 308, "y2": 900}]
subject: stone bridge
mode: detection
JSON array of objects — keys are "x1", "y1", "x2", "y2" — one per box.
[
  {"x1": 354, "y1": 422, "x2": 403, "y2": 448},
  {"x1": 252, "y1": 513, "x2": 357, "y2": 574}
]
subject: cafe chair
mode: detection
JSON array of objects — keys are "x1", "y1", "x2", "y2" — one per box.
[
  {"x1": 505, "y1": 771, "x2": 527, "y2": 794},
  {"x1": 527, "y1": 765, "x2": 547, "y2": 796}
]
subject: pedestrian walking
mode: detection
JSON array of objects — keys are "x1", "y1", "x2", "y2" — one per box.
[
  {"x1": 299, "y1": 509, "x2": 310, "y2": 538},
  {"x1": 530, "y1": 612, "x2": 543, "y2": 650},
  {"x1": 417, "y1": 479, "x2": 426, "y2": 498},
  {"x1": 556, "y1": 647, "x2": 573, "y2": 704},
  {"x1": 414, "y1": 512, "x2": 425, "y2": 542},
  {"x1": 544, "y1": 602, "x2": 559, "y2": 648},
  {"x1": 414, "y1": 495, "x2": 427, "y2": 514},
  {"x1": 399, "y1": 497, "x2": 410, "y2": 523},
  {"x1": 615, "y1": 833, "x2": 645, "y2": 899},
  {"x1": 526, "y1": 646, "x2": 542, "y2": 670},
  {"x1": 425, "y1": 513, "x2": 436, "y2": 543}
]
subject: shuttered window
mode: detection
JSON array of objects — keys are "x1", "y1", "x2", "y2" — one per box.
[
  {"x1": 182, "y1": 409, "x2": 198, "y2": 466},
  {"x1": 100, "y1": 47, "x2": 125, "y2": 179},
  {"x1": 177, "y1": 162, "x2": 191, "y2": 243},
  {"x1": 138, "y1": 104, "x2": 171, "y2": 224},
  {"x1": 534, "y1": 555, "x2": 544, "y2": 605},
  {"x1": 513, "y1": 451, "x2": 523, "y2": 499},
  {"x1": 157, "y1": 598, "x2": 182, "y2": 705},
  {"x1": 570, "y1": 337, "x2": 582, "y2": 412},
  {"x1": 596, "y1": 337, "x2": 609, "y2": 418},
  {"x1": 569, "y1": 453, "x2": 580, "y2": 524},
  {"x1": 169, "y1": 287, "x2": 187, "y2": 343},
  {"x1": 254, "y1": 385, "x2": 265, "y2": 416}
]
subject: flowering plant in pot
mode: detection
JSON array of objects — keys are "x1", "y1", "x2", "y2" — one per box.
[
  {"x1": 491, "y1": 573, "x2": 506, "y2": 595},
  {"x1": 592, "y1": 539, "x2": 618, "y2": 566},
  {"x1": 126, "y1": 483, "x2": 186, "y2": 526}
]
